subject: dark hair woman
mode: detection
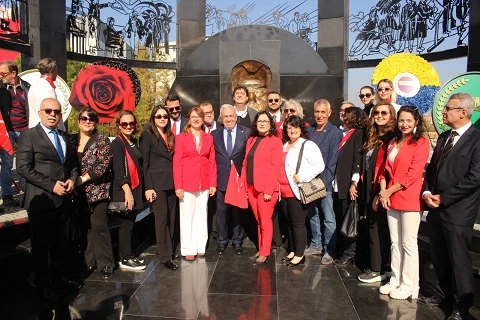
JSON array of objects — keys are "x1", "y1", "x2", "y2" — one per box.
[
  {"x1": 359, "y1": 85, "x2": 375, "y2": 116},
  {"x1": 71, "y1": 108, "x2": 114, "y2": 279},
  {"x1": 242, "y1": 111, "x2": 283, "y2": 263},
  {"x1": 377, "y1": 106, "x2": 429, "y2": 300},
  {"x1": 173, "y1": 106, "x2": 217, "y2": 261},
  {"x1": 140, "y1": 105, "x2": 178, "y2": 270},
  {"x1": 357, "y1": 102, "x2": 396, "y2": 284},
  {"x1": 279, "y1": 115, "x2": 324, "y2": 267},
  {"x1": 333, "y1": 107, "x2": 368, "y2": 267},
  {"x1": 111, "y1": 110, "x2": 146, "y2": 271}
]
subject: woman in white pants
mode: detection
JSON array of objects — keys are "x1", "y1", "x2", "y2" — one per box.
[
  {"x1": 376, "y1": 106, "x2": 429, "y2": 300},
  {"x1": 173, "y1": 107, "x2": 217, "y2": 261}
]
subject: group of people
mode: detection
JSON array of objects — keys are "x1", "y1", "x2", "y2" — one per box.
[{"x1": 2, "y1": 59, "x2": 479, "y2": 320}]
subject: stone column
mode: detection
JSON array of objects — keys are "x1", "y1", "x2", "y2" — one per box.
[
  {"x1": 176, "y1": 0, "x2": 206, "y2": 72},
  {"x1": 21, "y1": 0, "x2": 67, "y2": 79},
  {"x1": 317, "y1": 0, "x2": 346, "y2": 98},
  {"x1": 467, "y1": 0, "x2": 480, "y2": 71}
]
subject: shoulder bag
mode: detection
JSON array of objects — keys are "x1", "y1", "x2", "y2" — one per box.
[
  {"x1": 107, "y1": 149, "x2": 132, "y2": 216},
  {"x1": 295, "y1": 141, "x2": 326, "y2": 204}
]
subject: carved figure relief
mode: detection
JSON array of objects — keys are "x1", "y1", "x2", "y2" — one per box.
[{"x1": 231, "y1": 61, "x2": 272, "y2": 112}]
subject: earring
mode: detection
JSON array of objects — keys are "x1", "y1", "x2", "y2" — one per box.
[{"x1": 413, "y1": 127, "x2": 417, "y2": 134}]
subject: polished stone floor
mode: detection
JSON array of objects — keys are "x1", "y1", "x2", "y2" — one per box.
[{"x1": 2, "y1": 240, "x2": 480, "y2": 320}]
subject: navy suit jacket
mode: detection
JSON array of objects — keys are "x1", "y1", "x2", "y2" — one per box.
[{"x1": 212, "y1": 124, "x2": 250, "y2": 192}]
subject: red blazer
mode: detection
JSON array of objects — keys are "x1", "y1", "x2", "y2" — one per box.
[
  {"x1": 242, "y1": 134, "x2": 283, "y2": 196},
  {"x1": 173, "y1": 131, "x2": 217, "y2": 192},
  {"x1": 378, "y1": 136, "x2": 429, "y2": 211}
]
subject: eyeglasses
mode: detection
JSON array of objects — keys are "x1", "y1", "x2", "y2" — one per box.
[
  {"x1": 203, "y1": 110, "x2": 214, "y2": 115},
  {"x1": 154, "y1": 114, "x2": 169, "y2": 120},
  {"x1": 41, "y1": 108, "x2": 62, "y2": 116},
  {"x1": 0, "y1": 71, "x2": 11, "y2": 78},
  {"x1": 373, "y1": 110, "x2": 389, "y2": 116},
  {"x1": 268, "y1": 98, "x2": 279, "y2": 103},
  {"x1": 79, "y1": 116, "x2": 96, "y2": 123},
  {"x1": 377, "y1": 87, "x2": 392, "y2": 93},
  {"x1": 443, "y1": 106, "x2": 463, "y2": 112},
  {"x1": 257, "y1": 120, "x2": 270, "y2": 125},
  {"x1": 120, "y1": 121, "x2": 136, "y2": 128},
  {"x1": 168, "y1": 106, "x2": 180, "y2": 112},
  {"x1": 284, "y1": 108, "x2": 296, "y2": 113},
  {"x1": 359, "y1": 93, "x2": 372, "y2": 99}
]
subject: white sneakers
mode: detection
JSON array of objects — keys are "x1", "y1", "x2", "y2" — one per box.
[{"x1": 379, "y1": 283, "x2": 418, "y2": 300}]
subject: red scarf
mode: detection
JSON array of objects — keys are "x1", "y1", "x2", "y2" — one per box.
[
  {"x1": 338, "y1": 129, "x2": 356, "y2": 150},
  {"x1": 119, "y1": 135, "x2": 140, "y2": 190},
  {"x1": 40, "y1": 75, "x2": 56, "y2": 89}
]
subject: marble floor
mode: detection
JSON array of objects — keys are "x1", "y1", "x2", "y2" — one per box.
[{"x1": 2, "y1": 241, "x2": 479, "y2": 320}]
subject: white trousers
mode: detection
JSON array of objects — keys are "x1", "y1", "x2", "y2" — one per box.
[
  {"x1": 180, "y1": 190, "x2": 209, "y2": 256},
  {"x1": 387, "y1": 209, "x2": 421, "y2": 293}
]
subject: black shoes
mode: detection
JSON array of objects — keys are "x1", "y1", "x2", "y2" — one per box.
[
  {"x1": 281, "y1": 256, "x2": 293, "y2": 263},
  {"x1": 58, "y1": 277, "x2": 83, "y2": 290},
  {"x1": 334, "y1": 254, "x2": 354, "y2": 267},
  {"x1": 286, "y1": 256, "x2": 305, "y2": 268},
  {"x1": 217, "y1": 243, "x2": 226, "y2": 255},
  {"x1": 83, "y1": 265, "x2": 97, "y2": 278},
  {"x1": 447, "y1": 310, "x2": 474, "y2": 320},
  {"x1": 101, "y1": 266, "x2": 114, "y2": 279},
  {"x1": 233, "y1": 244, "x2": 243, "y2": 255},
  {"x1": 417, "y1": 294, "x2": 444, "y2": 307},
  {"x1": 163, "y1": 260, "x2": 178, "y2": 270}
]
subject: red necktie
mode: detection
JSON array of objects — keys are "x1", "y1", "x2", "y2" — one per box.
[{"x1": 172, "y1": 120, "x2": 177, "y2": 135}]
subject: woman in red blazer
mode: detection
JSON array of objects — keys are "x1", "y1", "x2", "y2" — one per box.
[
  {"x1": 377, "y1": 106, "x2": 429, "y2": 300},
  {"x1": 242, "y1": 111, "x2": 283, "y2": 263},
  {"x1": 173, "y1": 107, "x2": 217, "y2": 261}
]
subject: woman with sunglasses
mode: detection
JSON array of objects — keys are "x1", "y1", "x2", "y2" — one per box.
[
  {"x1": 357, "y1": 102, "x2": 396, "y2": 284},
  {"x1": 173, "y1": 107, "x2": 217, "y2": 261},
  {"x1": 242, "y1": 111, "x2": 283, "y2": 264},
  {"x1": 375, "y1": 79, "x2": 400, "y2": 113},
  {"x1": 377, "y1": 106, "x2": 429, "y2": 300},
  {"x1": 275, "y1": 99, "x2": 308, "y2": 134},
  {"x1": 359, "y1": 86, "x2": 375, "y2": 116},
  {"x1": 111, "y1": 110, "x2": 146, "y2": 271},
  {"x1": 140, "y1": 105, "x2": 178, "y2": 270},
  {"x1": 71, "y1": 108, "x2": 115, "y2": 279}
]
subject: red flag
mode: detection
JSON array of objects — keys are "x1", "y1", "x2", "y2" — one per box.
[
  {"x1": 225, "y1": 161, "x2": 248, "y2": 209},
  {"x1": 0, "y1": 113, "x2": 13, "y2": 155}
]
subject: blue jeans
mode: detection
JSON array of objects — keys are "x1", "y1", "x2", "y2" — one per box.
[
  {"x1": 307, "y1": 190, "x2": 336, "y2": 255},
  {"x1": 0, "y1": 131, "x2": 22, "y2": 198}
]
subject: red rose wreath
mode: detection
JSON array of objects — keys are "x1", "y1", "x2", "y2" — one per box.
[{"x1": 69, "y1": 60, "x2": 141, "y2": 123}]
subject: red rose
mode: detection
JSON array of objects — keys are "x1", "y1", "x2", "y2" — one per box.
[{"x1": 69, "y1": 65, "x2": 135, "y2": 123}]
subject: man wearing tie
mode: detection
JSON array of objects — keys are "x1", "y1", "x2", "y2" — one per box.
[
  {"x1": 212, "y1": 104, "x2": 250, "y2": 255},
  {"x1": 166, "y1": 94, "x2": 187, "y2": 135},
  {"x1": 17, "y1": 98, "x2": 79, "y2": 299},
  {"x1": 200, "y1": 101, "x2": 220, "y2": 134},
  {"x1": 421, "y1": 93, "x2": 480, "y2": 320}
]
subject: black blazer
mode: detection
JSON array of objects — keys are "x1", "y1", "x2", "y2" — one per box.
[
  {"x1": 111, "y1": 136, "x2": 144, "y2": 210},
  {"x1": 16, "y1": 124, "x2": 78, "y2": 211},
  {"x1": 139, "y1": 125, "x2": 174, "y2": 191},
  {"x1": 335, "y1": 129, "x2": 364, "y2": 200},
  {"x1": 0, "y1": 78, "x2": 31, "y2": 131},
  {"x1": 211, "y1": 124, "x2": 251, "y2": 191},
  {"x1": 423, "y1": 126, "x2": 480, "y2": 226}
]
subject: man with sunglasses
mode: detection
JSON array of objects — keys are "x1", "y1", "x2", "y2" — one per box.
[
  {"x1": 0, "y1": 60, "x2": 31, "y2": 207},
  {"x1": 266, "y1": 91, "x2": 282, "y2": 123},
  {"x1": 17, "y1": 98, "x2": 81, "y2": 299},
  {"x1": 165, "y1": 94, "x2": 187, "y2": 135}
]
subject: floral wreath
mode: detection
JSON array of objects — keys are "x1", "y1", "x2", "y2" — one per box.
[{"x1": 372, "y1": 53, "x2": 440, "y2": 114}]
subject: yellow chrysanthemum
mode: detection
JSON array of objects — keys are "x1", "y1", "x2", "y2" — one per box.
[{"x1": 372, "y1": 53, "x2": 440, "y2": 87}]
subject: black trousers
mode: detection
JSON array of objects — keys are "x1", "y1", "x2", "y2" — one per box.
[
  {"x1": 153, "y1": 189, "x2": 177, "y2": 263},
  {"x1": 334, "y1": 194, "x2": 356, "y2": 258},
  {"x1": 118, "y1": 210, "x2": 137, "y2": 259},
  {"x1": 367, "y1": 205, "x2": 391, "y2": 272},
  {"x1": 216, "y1": 190, "x2": 244, "y2": 245},
  {"x1": 272, "y1": 201, "x2": 287, "y2": 247},
  {"x1": 282, "y1": 197, "x2": 309, "y2": 257},
  {"x1": 427, "y1": 211, "x2": 474, "y2": 313},
  {"x1": 85, "y1": 200, "x2": 114, "y2": 269},
  {"x1": 28, "y1": 203, "x2": 70, "y2": 287}
]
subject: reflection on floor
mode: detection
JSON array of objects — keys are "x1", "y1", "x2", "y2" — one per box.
[{"x1": 2, "y1": 241, "x2": 480, "y2": 320}]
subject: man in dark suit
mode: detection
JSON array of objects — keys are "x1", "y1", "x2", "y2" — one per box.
[
  {"x1": 17, "y1": 98, "x2": 79, "y2": 299},
  {"x1": 421, "y1": 93, "x2": 480, "y2": 320},
  {"x1": 166, "y1": 94, "x2": 187, "y2": 135},
  {"x1": 212, "y1": 104, "x2": 250, "y2": 255}
]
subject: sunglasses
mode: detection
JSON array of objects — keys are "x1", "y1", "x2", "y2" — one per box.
[
  {"x1": 377, "y1": 87, "x2": 392, "y2": 92},
  {"x1": 168, "y1": 106, "x2": 180, "y2": 112},
  {"x1": 359, "y1": 93, "x2": 372, "y2": 99},
  {"x1": 120, "y1": 121, "x2": 136, "y2": 128},
  {"x1": 154, "y1": 114, "x2": 169, "y2": 120},
  {"x1": 284, "y1": 108, "x2": 296, "y2": 113},
  {"x1": 0, "y1": 71, "x2": 11, "y2": 78},
  {"x1": 79, "y1": 116, "x2": 96, "y2": 123},
  {"x1": 41, "y1": 108, "x2": 62, "y2": 116},
  {"x1": 268, "y1": 98, "x2": 279, "y2": 103},
  {"x1": 373, "y1": 110, "x2": 389, "y2": 116}
]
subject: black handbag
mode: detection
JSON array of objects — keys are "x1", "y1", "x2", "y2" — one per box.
[
  {"x1": 108, "y1": 153, "x2": 132, "y2": 216},
  {"x1": 340, "y1": 200, "x2": 359, "y2": 239},
  {"x1": 295, "y1": 141, "x2": 326, "y2": 204}
]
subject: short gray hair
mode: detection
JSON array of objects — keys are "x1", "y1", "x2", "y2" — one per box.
[
  {"x1": 341, "y1": 101, "x2": 355, "y2": 108},
  {"x1": 449, "y1": 93, "x2": 475, "y2": 118},
  {"x1": 220, "y1": 104, "x2": 235, "y2": 117},
  {"x1": 284, "y1": 99, "x2": 304, "y2": 118},
  {"x1": 314, "y1": 99, "x2": 331, "y2": 111}
]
